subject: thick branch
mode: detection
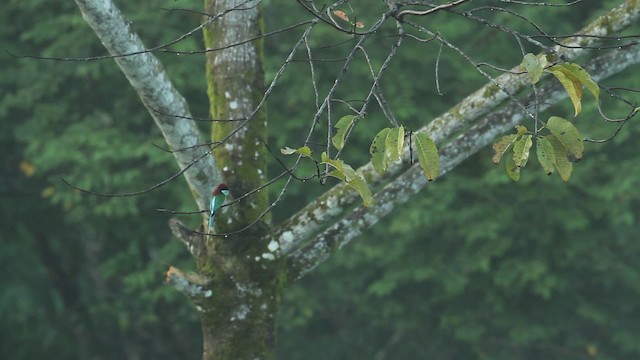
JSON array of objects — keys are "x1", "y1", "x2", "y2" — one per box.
[
  {"x1": 74, "y1": 0, "x2": 219, "y2": 212},
  {"x1": 268, "y1": 0, "x2": 640, "y2": 254},
  {"x1": 286, "y1": 45, "x2": 640, "y2": 281}
]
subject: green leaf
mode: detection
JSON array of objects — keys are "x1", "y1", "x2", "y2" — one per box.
[
  {"x1": 558, "y1": 63, "x2": 600, "y2": 100},
  {"x1": 385, "y1": 126, "x2": 404, "y2": 163},
  {"x1": 521, "y1": 53, "x2": 547, "y2": 84},
  {"x1": 348, "y1": 175, "x2": 373, "y2": 207},
  {"x1": 332, "y1": 115, "x2": 357, "y2": 151},
  {"x1": 512, "y1": 134, "x2": 533, "y2": 168},
  {"x1": 548, "y1": 66, "x2": 583, "y2": 116},
  {"x1": 536, "y1": 137, "x2": 556, "y2": 175},
  {"x1": 321, "y1": 152, "x2": 355, "y2": 181},
  {"x1": 370, "y1": 128, "x2": 390, "y2": 174},
  {"x1": 546, "y1": 135, "x2": 573, "y2": 181},
  {"x1": 328, "y1": 169, "x2": 346, "y2": 182},
  {"x1": 280, "y1": 146, "x2": 312, "y2": 157},
  {"x1": 321, "y1": 152, "x2": 372, "y2": 206},
  {"x1": 492, "y1": 134, "x2": 518, "y2": 164},
  {"x1": 505, "y1": 155, "x2": 521, "y2": 182},
  {"x1": 322, "y1": 152, "x2": 349, "y2": 180},
  {"x1": 546, "y1": 116, "x2": 584, "y2": 160},
  {"x1": 414, "y1": 133, "x2": 439, "y2": 181}
]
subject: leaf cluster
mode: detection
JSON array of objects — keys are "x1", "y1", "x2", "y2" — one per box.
[
  {"x1": 282, "y1": 119, "x2": 440, "y2": 206},
  {"x1": 492, "y1": 54, "x2": 599, "y2": 182}
]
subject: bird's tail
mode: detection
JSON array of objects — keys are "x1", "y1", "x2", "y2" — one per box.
[{"x1": 208, "y1": 211, "x2": 215, "y2": 228}]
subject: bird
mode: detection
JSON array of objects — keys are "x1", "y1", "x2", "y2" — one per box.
[{"x1": 209, "y1": 183, "x2": 230, "y2": 229}]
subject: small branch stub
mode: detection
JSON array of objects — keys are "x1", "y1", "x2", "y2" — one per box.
[
  {"x1": 165, "y1": 266, "x2": 214, "y2": 301},
  {"x1": 169, "y1": 218, "x2": 205, "y2": 257}
]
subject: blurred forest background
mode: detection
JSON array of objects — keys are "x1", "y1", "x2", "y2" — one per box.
[{"x1": 2, "y1": 0, "x2": 640, "y2": 359}]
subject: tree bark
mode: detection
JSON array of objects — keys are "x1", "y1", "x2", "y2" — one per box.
[{"x1": 200, "y1": 1, "x2": 280, "y2": 359}]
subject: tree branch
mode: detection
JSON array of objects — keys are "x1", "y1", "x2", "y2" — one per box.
[
  {"x1": 165, "y1": 266, "x2": 214, "y2": 306},
  {"x1": 169, "y1": 218, "x2": 205, "y2": 258},
  {"x1": 286, "y1": 45, "x2": 640, "y2": 282},
  {"x1": 74, "y1": 0, "x2": 220, "y2": 213},
  {"x1": 266, "y1": 0, "x2": 640, "y2": 255}
]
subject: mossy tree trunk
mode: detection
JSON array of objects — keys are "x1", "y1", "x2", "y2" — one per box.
[{"x1": 199, "y1": 1, "x2": 281, "y2": 359}]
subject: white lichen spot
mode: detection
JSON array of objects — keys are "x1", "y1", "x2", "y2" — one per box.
[
  {"x1": 224, "y1": 142, "x2": 234, "y2": 151},
  {"x1": 255, "y1": 256, "x2": 261, "y2": 262},
  {"x1": 236, "y1": 282, "x2": 262, "y2": 297},
  {"x1": 281, "y1": 231, "x2": 294, "y2": 244},
  {"x1": 254, "y1": 151, "x2": 260, "y2": 159},
  {"x1": 238, "y1": 161, "x2": 243, "y2": 166},
  {"x1": 233, "y1": 304, "x2": 250, "y2": 321},
  {"x1": 267, "y1": 240, "x2": 279, "y2": 252},
  {"x1": 325, "y1": 196, "x2": 342, "y2": 216},
  {"x1": 230, "y1": 101, "x2": 238, "y2": 110},
  {"x1": 261, "y1": 252, "x2": 276, "y2": 261},
  {"x1": 257, "y1": 168, "x2": 263, "y2": 175},
  {"x1": 260, "y1": 303, "x2": 268, "y2": 310},
  {"x1": 223, "y1": 166, "x2": 229, "y2": 172},
  {"x1": 379, "y1": 200, "x2": 394, "y2": 215},
  {"x1": 203, "y1": 290, "x2": 213, "y2": 298},
  {"x1": 363, "y1": 213, "x2": 378, "y2": 226},
  {"x1": 311, "y1": 207, "x2": 324, "y2": 221},
  {"x1": 225, "y1": 91, "x2": 231, "y2": 99}
]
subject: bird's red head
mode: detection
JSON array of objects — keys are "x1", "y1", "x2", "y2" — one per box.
[{"x1": 213, "y1": 183, "x2": 230, "y2": 195}]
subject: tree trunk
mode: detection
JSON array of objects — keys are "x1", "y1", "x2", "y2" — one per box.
[{"x1": 200, "y1": 1, "x2": 280, "y2": 359}]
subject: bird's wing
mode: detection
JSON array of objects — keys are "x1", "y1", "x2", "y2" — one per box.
[{"x1": 211, "y1": 194, "x2": 225, "y2": 213}]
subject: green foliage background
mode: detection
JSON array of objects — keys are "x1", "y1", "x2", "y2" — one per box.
[{"x1": 1, "y1": 0, "x2": 639, "y2": 359}]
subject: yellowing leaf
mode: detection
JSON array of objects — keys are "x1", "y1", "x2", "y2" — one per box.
[
  {"x1": 280, "y1": 146, "x2": 312, "y2": 157},
  {"x1": 385, "y1": 126, "x2": 404, "y2": 163},
  {"x1": 41, "y1": 186, "x2": 55, "y2": 198},
  {"x1": 515, "y1": 125, "x2": 528, "y2": 136},
  {"x1": 332, "y1": 115, "x2": 357, "y2": 151},
  {"x1": 506, "y1": 155, "x2": 521, "y2": 182},
  {"x1": 521, "y1": 53, "x2": 547, "y2": 84},
  {"x1": 492, "y1": 134, "x2": 518, "y2": 164},
  {"x1": 512, "y1": 134, "x2": 533, "y2": 168},
  {"x1": 549, "y1": 66, "x2": 583, "y2": 116},
  {"x1": 19, "y1": 160, "x2": 36, "y2": 177},
  {"x1": 536, "y1": 137, "x2": 556, "y2": 175},
  {"x1": 546, "y1": 116, "x2": 584, "y2": 160},
  {"x1": 414, "y1": 133, "x2": 439, "y2": 181},
  {"x1": 559, "y1": 63, "x2": 600, "y2": 100},
  {"x1": 547, "y1": 135, "x2": 573, "y2": 181},
  {"x1": 370, "y1": 128, "x2": 390, "y2": 174}
]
